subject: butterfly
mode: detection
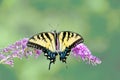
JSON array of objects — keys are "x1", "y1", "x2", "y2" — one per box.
[{"x1": 27, "y1": 31, "x2": 84, "y2": 70}]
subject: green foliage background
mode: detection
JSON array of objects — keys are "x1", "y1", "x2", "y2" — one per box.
[{"x1": 0, "y1": 0, "x2": 120, "y2": 80}]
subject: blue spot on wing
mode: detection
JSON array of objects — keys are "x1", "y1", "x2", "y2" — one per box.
[{"x1": 59, "y1": 48, "x2": 71, "y2": 61}]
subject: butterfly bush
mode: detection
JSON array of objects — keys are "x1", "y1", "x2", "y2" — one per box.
[
  {"x1": 0, "y1": 38, "x2": 42, "y2": 66},
  {"x1": 72, "y1": 43, "x2": 101, "y2": 65},
  {"x1": 0, "y1": 38, "x2": 101, "y2": 67}
]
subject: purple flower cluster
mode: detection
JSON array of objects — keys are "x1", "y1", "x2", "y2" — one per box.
[
  {"x1": 0, "y1": 38, "x2": 101, "y2": 67},
  {"x1": 72, "y1": 43, "x2": 101, "y2": 65},
  {"x1": 0, "y1": 38, "x2": 42, "y2": 66}
]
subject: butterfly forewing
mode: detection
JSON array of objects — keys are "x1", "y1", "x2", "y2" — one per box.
[
  {"x1": 58, "y1": 31, "x2": 84, "y2": 51},
  {"x1": 27, "y1": 32, "x2": 56, "y2": 52}
]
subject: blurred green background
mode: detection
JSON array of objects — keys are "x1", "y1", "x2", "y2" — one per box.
[{"x1": 0, "y1": 0, "x2": 120, "y2": 80}]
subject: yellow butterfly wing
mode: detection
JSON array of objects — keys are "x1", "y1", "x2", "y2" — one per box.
[
  {"x1": 58, "y1": 31, "x2": 84, "y2": 51},
  {"x1": 27, "y1": 32, "x2": 56, "y2": 52}
]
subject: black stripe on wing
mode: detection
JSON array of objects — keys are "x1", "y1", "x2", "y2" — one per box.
[
  {"x1": 62, "y1": 31, "x2": 66, "y2": 42},
  {"x1": 27, "y1": 32, "x2": 55, "y2": 52},
  {"x1": 59, "y1": 31, "x2": 84, "y2": 49}
]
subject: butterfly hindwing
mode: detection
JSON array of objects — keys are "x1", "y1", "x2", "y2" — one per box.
[{"x1": 58, "y1": 31, "x2": 84, "y2": 62}]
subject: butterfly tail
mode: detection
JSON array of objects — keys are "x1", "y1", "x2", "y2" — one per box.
[{"x1": 48, "y1": 62, "x2": 52, "y2": 70}]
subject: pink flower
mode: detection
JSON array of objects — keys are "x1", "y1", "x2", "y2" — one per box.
[
  {"x1": 0, "y1": 38, "x2": 42, "y2": 66},
  {"x1": 72, "y1": 43, "x2": 101, "y2": 65}
]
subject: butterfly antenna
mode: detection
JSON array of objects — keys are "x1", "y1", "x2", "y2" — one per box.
[
  {"x1": 48, "y1": 24, "x2": 59, "y2": 32},
  {"x1": 49, "y1": 24, "x2": 56, "y2": 32}
]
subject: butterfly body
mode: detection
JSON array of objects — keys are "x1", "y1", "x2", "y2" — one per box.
[{"x1": 27, "y1": 31, "x2": 84, "y2": 70}]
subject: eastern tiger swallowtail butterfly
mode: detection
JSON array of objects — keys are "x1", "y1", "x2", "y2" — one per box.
[{"x1": 27, "y1": 31, "x2": 84, "y2": 70}]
